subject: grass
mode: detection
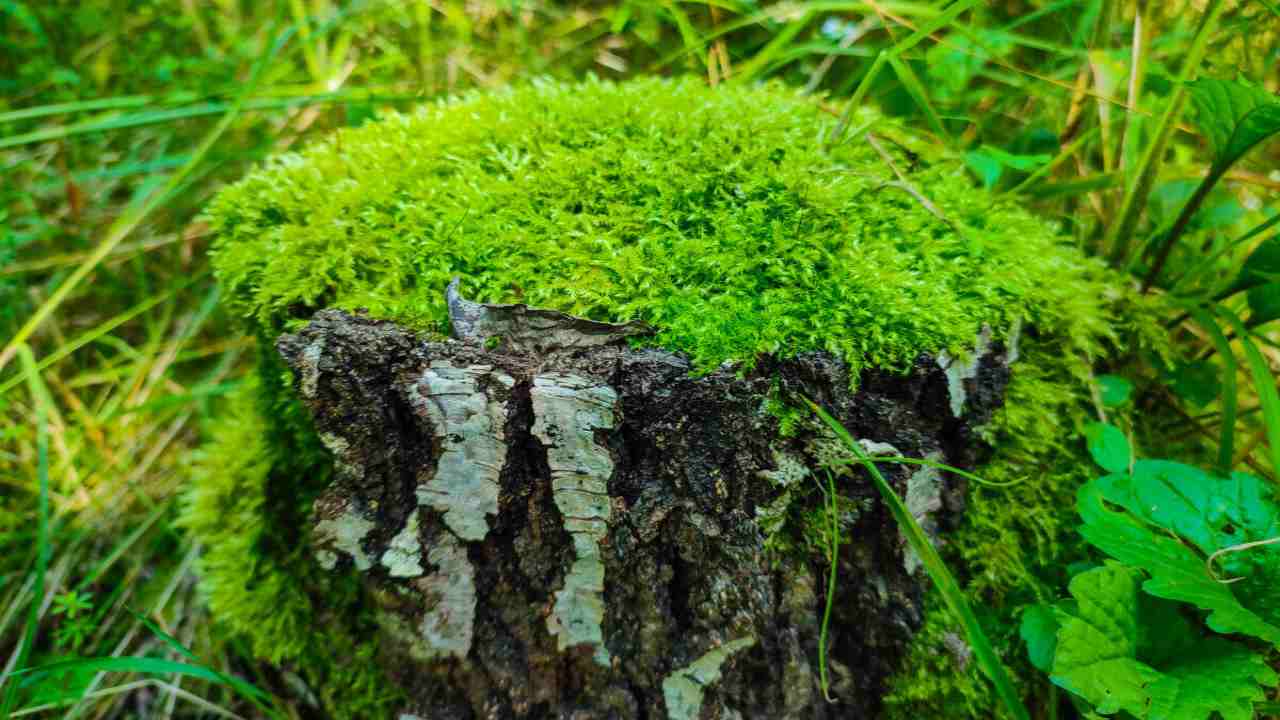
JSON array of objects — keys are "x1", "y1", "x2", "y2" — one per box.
[{"x1": 1, "y1": 0, "x2": 1278, "y2": 717}]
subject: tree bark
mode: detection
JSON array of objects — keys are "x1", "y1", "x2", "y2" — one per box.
[{"x1": 275, "y1": 288, "x2": 1011, "y2": 720}]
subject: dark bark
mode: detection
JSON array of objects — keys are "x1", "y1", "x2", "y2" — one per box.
[{"x1": 275, "y1": 293, "x2": 1011, "y2": 720}]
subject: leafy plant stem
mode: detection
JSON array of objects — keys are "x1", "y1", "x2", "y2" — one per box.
[
  {"x1": 1139, "y1": 165, "x2": 1226, "y2": 291},
  {"x1": 804, "y1": 398, "x2": 1031, "y2": 720}
]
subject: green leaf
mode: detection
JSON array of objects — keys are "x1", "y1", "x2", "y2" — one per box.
[
  {"x1": 1085, "y1": 422, "x2": 1130, "y2": 473},
  {"x1": 1049, "y1": 564, "x2": 1277, "y2": 720},
  {"x1": 1050, "y1": 564, "x2": 1160, "y2": 714},
  {"x1": 965, "y1": 150, "x2": 1004, "y2": 190},
  {"x1": 1219, "y1": 308, "x2": 1280, "y2": 476},
  {"x1": 1247, "y1": 283, "x2": 1280, "y2": 326},
  {"x1": 1020, "y1": 604, "x2": 1059, "y2": 673},
  {"x1": 1097, "y1": 375, "x2": 1133, "y2": 408},
  {"x1": 1077, "y1": 471, "x2": 1280, "y2": 644},
  {"x1": 1187, "y1": 78, "x2": 1280, "y2": 172}
]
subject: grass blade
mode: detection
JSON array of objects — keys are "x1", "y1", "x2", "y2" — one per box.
[
  {"x1": 886, "y1": 53, "x2": 948, "y2": 140},
  {"x1": 0, "y1": 345, "x2": 51, "y2": 716},
  {"x1": 1188, "y1": 305, "x2": 1238, "y2": 474},
  {"x1": 1103, "y1": 0, "x2": 1224, "y2": 265},
  {"x1": 1217, "y1": 308, "x2": 1280, "y2": 477},
  {"x1": 11, "y1": 657, "x2": 268, "y2": 701},
  {"x1": 0, "y1": 23, "x2": 293, "y2": 375},
  {"x1": 804, "y1": 398, "x2": 1031, "y2": 720}
]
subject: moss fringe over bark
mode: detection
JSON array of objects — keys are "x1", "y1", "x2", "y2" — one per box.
[{"x1": 183, "y1": 76, "x2": 1167, "y2": 717}]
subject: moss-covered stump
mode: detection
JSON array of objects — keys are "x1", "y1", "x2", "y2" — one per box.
[
  {"x1": 184, "y1": 77, "x2": 1151, "y2": 718},
  {"x1": 272, "y1": 282, "x2": 1011, "y2": 717}
]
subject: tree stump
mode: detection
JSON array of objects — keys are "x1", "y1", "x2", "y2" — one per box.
[{"x1": 274, "y1": 284, "x2": 1011, "y2": 719}]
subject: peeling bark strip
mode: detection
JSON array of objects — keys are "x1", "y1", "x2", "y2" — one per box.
[
  {"x1": 409, "y1": 364, "x2": 513, "y2": 541},
  {"x1": 530, "y1": 373, "x2": 618, "y2": 665},
  {"x1": 276, "y1": 288, "x2": 1012, "y2": 719}
]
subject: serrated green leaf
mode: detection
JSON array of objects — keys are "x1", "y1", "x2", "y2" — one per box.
[
  {"x1": 1085, "y1": 422, "x2": 1130, "y2": 473},
  {"x1": 1050, "y1": 564, "x2": 1160, "y2": 714},
  {"x1": 1050, "y1": 564, "x2": 1277, "y2": 720},
  {"x1": 1247, "y1": 283, "x2": 1280, "y2": 326},
  {"x1": 1077, "y1": 476, "x2": 1280, "y2": 644},
  {"x1": 1098, "y1": 375, "x2": 1133, "y2": 408},
  {"x1": 1147, "y1": 635, "x2": 1276, "y2": 720},
  {"x1": 1188, "y1": 78, "x2": 1280, "y2": 172}
]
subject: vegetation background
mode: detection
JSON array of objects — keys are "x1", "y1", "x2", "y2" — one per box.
[{"x1": 0, "y1": 0, "x2": 1277, "y2": 717}]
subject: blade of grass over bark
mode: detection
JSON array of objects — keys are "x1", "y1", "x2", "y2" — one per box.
[
  {"x1": 0, "y1": 345, "x2": 50, "y2": 716},
  {"x1": 0, "y1": 25, "x2": 292, "y2": 375},
  {"x1": 1218, "y1": 308, "x2": 1280, "y2": 477},
  {"x1": 1103, "y1": 0, "x2": 1224, "y2": 265},
  {"x1": 1187, "y1": 305, "x2": 1238, "y2": 473},
  {"x1": 817, "y1": 469, "x2": 839, "y2": 702},
  {"x1": 804, "y1": 398, "x2": 1031, "y2": 720}
]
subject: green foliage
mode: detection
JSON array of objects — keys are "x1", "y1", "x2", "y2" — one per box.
[
  {"x1": 5, "y1": 0, "x2": 1277, "y2": 716},
  {"x1": 206, "y1": 77, "x2": 1123, "y2": 378},
  {"x1": 1085, "y1": 421, "x2": 1130, "y2": 473},
  {"x1": 808, "y1": 399, "x2": 1031, "y2": 720},
  {"x1": 50, "y1": 590, "x2": 94, "y2": 651},
  {"x1": 1050, "y1": 563, "x2": 1274, "y2": 720},
  {"x1": 1097, "y1": 374, "x2": 1134, "y2": 408},
  {"x1": 1024, "y1": 422, "x2": 1280, "y2": 718},
  {"x1": 1187, "y1": 78, "x2": 1280, "y2": 174}
]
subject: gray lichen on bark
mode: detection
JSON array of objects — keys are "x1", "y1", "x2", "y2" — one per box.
[
  {"x1": 530, "y1": 372, "x2": 618, "y2": 665},
  {"x1": 415, "y1": 531, "x2": 476, "y2": 658},
  {"x1": 662, "y1": 636, "x2": 757, "y2": 720},
  {"x1": 273, "y1": 283, "x2": 1015, "y2": 718},
  {"x1": 312, "y1": 498, "x2": 376, "y2": 571},
  {"x1": 408, "y1": 364, "x2": 513, "y2": 542},
  {"x1": 936, "y1": 323, "x2": 996, "y2": 418},
  {"x1": 381, "y1": 510, "x2": 425, "y2": 578}
]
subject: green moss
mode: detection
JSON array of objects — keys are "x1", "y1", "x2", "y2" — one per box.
[
  {"x1": 207, "y1": 76, "x2": 1121, "y2": 375},
  {"x1": 180, "y1": 349, "x2": 405, "y2": 718},
  {"x1": 188, "y1": 76, "x2": 1159, "y2": 714}
]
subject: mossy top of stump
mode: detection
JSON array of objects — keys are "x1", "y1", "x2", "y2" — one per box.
[
  {"x1": 187, "y1": 77, "x2": 1135, "y2": 718},
  {"x1": 207, "y1": 76, "x2": 1118, "y2": 373}
]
